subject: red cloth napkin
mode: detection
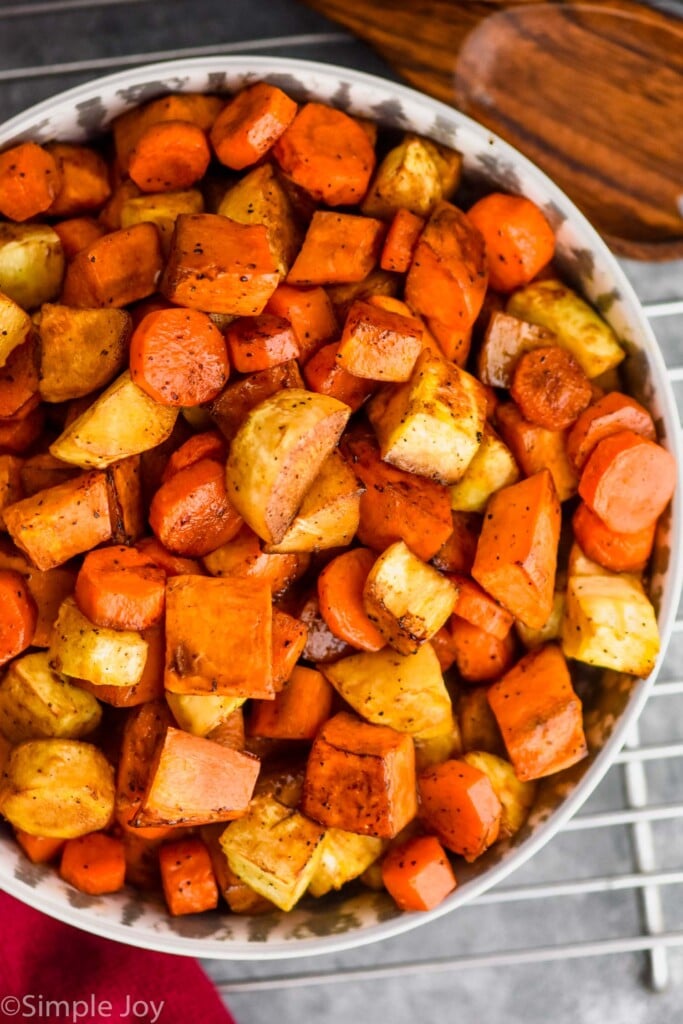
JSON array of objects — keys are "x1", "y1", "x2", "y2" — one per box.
[{"x1": 0, "y1": 891, "x2": 236, "y2": 1023}]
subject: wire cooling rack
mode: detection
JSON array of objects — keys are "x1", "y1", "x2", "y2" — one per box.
[{"x1": 2, "y1": 0, "x2": 682, "y2": 1001}]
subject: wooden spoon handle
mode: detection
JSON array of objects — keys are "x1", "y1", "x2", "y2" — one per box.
[{"x1": 303, "y1": 0, "x2": 683, "y2": 260}]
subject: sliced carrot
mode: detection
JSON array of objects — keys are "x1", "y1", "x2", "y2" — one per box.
[
  {"x1": 62, "y1": 222, "x2": 163, "y2": 308},
  {"x1": 579, "y1": 429, "x2": 676, "y2": 534},
  {"x1": 4, "y1": 470, "x2": 112, "y2": 571},
  {"x1": 495, "y1": 400, "x2": 578, "y2": 503},
  {"x1": 161, "y1": 431, "x2": 227, "y2": 484},
  {"x1": 272, "y1": 609, "x2": 308, "y2": 690},
  {"x1": 113, "y1": 93, "x2": 223, "y2": 172},
  {"x1": 208, "y1": 359, "x2": 304, "y2": 442},
  {"x1": 225, "y1": 314, "x2": 300, "y2": 372},
  {"x1": 135, "y1": 536, "x2": 203, "y2": 577},
  {"x1": 274, "y1": 101, "x2": 376, "y2": 206},
  {"x1": 202, "y1": 524, "x2": 308, "y2": 597},
  {"x1": 566, "y1": 391, "x2": 656, "y2": 472},
  {"x1": 467, "y1": 192, "x2": 555, "y2": 292},
  {"x1": 210, "y1": 83, "x2": 297, "y2": 170},
  {"x1": 337, "y1": 299, "x2": 423, "y2": 382},
  {"x1": 130, "y1": 307, "x2": 229, "y2": 407},
  {"x1": 418, "y1": 759, "x2": 501, "y2": 861},
  {"x1": 471, "y1": 469, "x2": 561, "y2": 630},
  {"x1": 449, "y1": 575, "x2": 514, "y2": 640},
  {"x1": 381, "y1": 834, "x2": 456, "y2": 911},
  {"x1": 0, "y1": 337, "x2": 39, "y2": 420},
  {"x1": 432, "y1": 511, "x2": 480, "y2": 574},
  {"x1": 317, "y1": 547, "x2": 386, "y2": 652},
  {"x1": 0, "y1": 569, "x2": 35, "y2": 663},
  {"x1": 116, "y1": 699, "x2": 175, "y2": 838},
  {"x1": 161, "y1": 212, "x2": 279, "y2": 315},
  {"x1": 15, "y1": 831, "x2": 65, "y2": 865},
  {"x1": 0, "y1": 141, "x2": 61, "y2": 221},
  {"x1": 287, "y1": 211, "x2": 385, "y2": 286},
  {"x1": 450, "y1": 615, "x2": 517, "y2": 683},
  {"x1": 249, "y1": 665, "x2": 333, "y2": 740},
  {"x1": 380, "y1": 208, "x2": 425, "y2": 273},
  {"x1": 341, "y1": 429, "x2": 453, "y2": 562},
  {"x1": 264, "y1": 284, "x2": 338, "y2": 362},
  {"x1": 135, "y1": 726, "x2": 260, "y2": 827},
  {"x1": 488, "y1": 644, "x2": 587, "y2": 780},
  {"x1": 572, "y1": 501, "x2": 656, "y2": 573},
  {"x1": 75, "y1": 544, "x2": 166, "y2": 631},
  {"x1": 52, "y1": 216, "x2": 106, "y2": 259},
  {"x1": 60, "y1": 833, "x2": 126, "y2": 896},
  {"x1": 129, "y1": 120, "x2": 211, "y2": 192},
  {"x1": 303, "y1": 341, "x2": 378, "y2": 412},
  {"x1": 149, "y1": 457, "x2": 242, "y2": 557},
  {"x1": 406, "y1": 200, "x2": 488, "y2": 331},
  {"x1": 430, "y1": 625, "x2": 459, "y2": 672},
  {"x1": 46, "y1": 143, "x2": 111, "y2": 217},
  {"x1": 511, "y1": 345, "x2": 592, "y2": 430},
  {"x1": 159, "y1": 837, "x2": 219, "y2": 916}
]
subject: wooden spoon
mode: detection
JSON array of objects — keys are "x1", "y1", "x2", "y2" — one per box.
[{"x1": 303, "y1": 0, "x2": 683, "y2": 260}]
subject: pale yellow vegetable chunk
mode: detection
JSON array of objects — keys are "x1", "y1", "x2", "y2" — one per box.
[
  {"x1": 0, "y1": 739, "x2": 115, "y2": 838},
  {"x1": 449, "y1": 426, "x2": 519, "y2": 513},
  {"x1": 361, "y1": 136, "x2": 443, "y2": 219},
  {"x1": 0, "y1": 651, "x2": 101, "y2": 743},
  {"x1": 49, "y1": 596, "x2": 148, "y2": 688},
  {"x1": 50, "y1": 370, "x2": 178, "y2": 469},
  {"x1": 515, "y1": 591, "x2": 566, "y2": 649},
  {"x1": 220, "y1": 794, "x2": 325, "y2": 912},
  {"x1": 38, "y1": 304, "x2": 131, "y2": 402},
  {"x1": 322, "y1": 641, "x2": 453, "y2": 739},
  {"x1": 0, "y1": 290, "x2": 32, "y2": 367},
  {"x1": 0, "y1": 223, "x2": 64, "y2": 310},
  {"x1": 308, "y1": 828, "x2": 384, "y2": 897},
  {"x1": 121, "y1": 188, "x2": 204, "y2": 253},
  {"x1": 218, "y1": 164, "x2": 300, "y2": 277},
  {"x1": 165, "y1": 692, "x2": 245, "y2": 737}
]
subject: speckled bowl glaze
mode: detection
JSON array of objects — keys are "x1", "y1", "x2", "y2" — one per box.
[{"x1": 0, "y1": 57, "x2": 680, "y2": 960}]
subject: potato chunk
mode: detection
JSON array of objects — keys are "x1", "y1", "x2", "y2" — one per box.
[
  {"x1": 507, "y1": 279, "x2": 624, "y2": 379},
  {"x1": 462, "y1": 751, "x2": 537, "y2": 840},
  {"x1": 0, "y1": 290, "x2": 32, "y2": 367},
  {"x1": 165, "y1": 692, "x2": 245, "y2": 738},
  {"x1": 362, "y1": 541, "x2": 457, "y2": 654},
  {"x1": 50, "y1": 370, "x2": 179, "y2": 469},
  {"x1": 266, "y1": 449, "x2": 363, "y2": 553},
  {"x1": 368, "y1": 351, "x2": 487, "y2": 484},
  {"x1": 120, "y1": 188, "x2": 204, "y2": 253},
  {"x1": 308, "y1": 828, "x2": 384, "y2": 897},
  {"x1": 322, "y1": 642, "x2": 453, "y2": 738},
  {"x1": 226, "y1": 388, "x2": 351, "y2": 545},
  {"x1": 0, "y1": 739, "x2": 115, "y2": 838},
  {"x1": 361, "y1": 136, "x2": 443, "y2": 219},
  {"x1": 0, "y1": 223, "x2": 64, "y2": 309},
  {"x1": 449, "y1": 426, "x2": 520, "y2": 513},
  {"x1": 561, "y1": 573, "x2": 659, "y2": 676},
  {"x1": 0, "y1": 651, "x2": 101, "y2": 743},
  {"x1": 220, "y1": 794, "x2": 325, "y2": 912},
  {"x1": 50, "y1": 596, "x2": 148, "y2": 689},
  {"x1": 37, "y1": 304, "x2": 131, "y2": 402}
]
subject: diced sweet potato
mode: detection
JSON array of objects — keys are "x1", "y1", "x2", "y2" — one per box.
[
  {"x1": 418, "y1": 758, "x2": 501, "y2": 861},
  {"x1": 249, "y1": 666, "x2": 333, "y2": 740},
  {"x1": 287, "y1": 212, "x2": 385, "y2": 286},
  {"x1": 61, "y1": 223, "x2": 163, "y2": 308}
]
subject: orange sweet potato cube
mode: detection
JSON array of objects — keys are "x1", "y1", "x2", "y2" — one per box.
[
  {"x1": 287, "y1": 212, "x2": 385, "y2": 286},
  {"x1": 164, "y1": 575, "x2": 274, "y2": 698},
  {"x1": 61, "y1": 222, "x2": 163, "y2": 308},
  {"x1": 337, "y1": 299, "x2": 423, "y2": 382},
  {"x1": 249, "y1": 665, "x2": 333, "y2": 740},
  {"x1": 302, "y1": 711, "x2": 417, "y2": 838},
  {"x1": 487, "y1": 643, "x2": 588, "y2": 781},
  {"x1": 271, "y1": 609, "x2": 308, "y2": 690},
  {"x1": 418, "y1": 758, "x2": 501, "y2": 861},
  {"x1": 161, "y1": 213, "x2": 279, "y2": 315}
]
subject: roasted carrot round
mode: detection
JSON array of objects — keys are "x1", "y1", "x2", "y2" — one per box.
[
  {"x1": 210, "y1": 82, "x2": 298, "y2": 170},
  {"x1": 578, "y1": 429, "x2": 676, "y2": 534},
  {"x1": 128, "y1": 120, "x2": 211, "y2": 192},
  {"x1": 0, "y1": 569, "x2": 37, "y2": 666},
  {"x1": 317, "y1": 548, "x2": 386, "y2": 652},
  {"x1": 129, "y1": 307, "x2": 229, "y2": 407},
  {"x1": 381, "y1": 834, "x2": 457, "y2": 912},
  {"x1": 161, "y1": 430, "x2": 227, "y2": 483},
  {"x1": 60, "y1": 833, "x2": 126, "y2": 896},
  {"x1": 566, "y1": 391, "x2": 656, "y2": 472},
  {"x1": 572, "y1": 502, "x2": 656, "y2": 573},
  {"x1": 511, "y1": 345, "x2": 592, "y2": 430},
  {"x1": 0, "y1": 141, "x2": 61, "y2": 221},
  {"x1": 149, "y1": 457, "x2": 243, "y2": 557},
  {"x1": 467, "y1": 192, "x2": 555, "y2": 292},
  {"x1": 75, "y1": 545, "x2": 166, "y2": 631}
]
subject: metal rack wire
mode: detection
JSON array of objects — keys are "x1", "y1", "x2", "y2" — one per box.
[{"x1": 2, "y1": 0, "x2": 682, "y2": 999}]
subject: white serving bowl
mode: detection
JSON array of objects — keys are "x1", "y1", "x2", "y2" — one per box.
[{"x1": 0, "y1": 56, "x2": 680, "y2": 960}]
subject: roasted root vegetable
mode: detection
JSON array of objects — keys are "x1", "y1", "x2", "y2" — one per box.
[{"x1": 0, "y1": 80, "x2": 673, "y2": 921}]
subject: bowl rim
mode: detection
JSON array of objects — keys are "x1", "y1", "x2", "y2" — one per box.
[{"x1": 1, "y1": 54, "x2": 681, "y2": 960}]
